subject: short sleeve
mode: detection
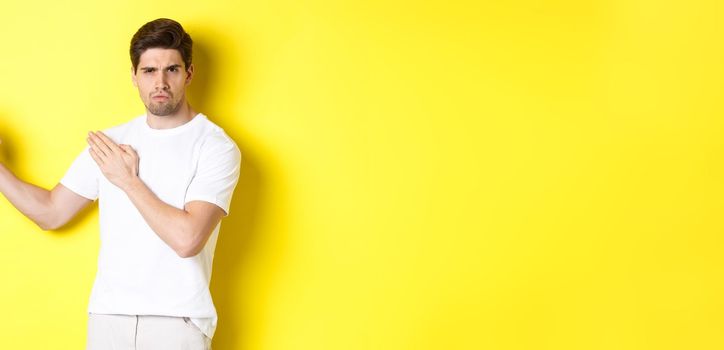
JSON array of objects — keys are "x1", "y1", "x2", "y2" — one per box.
[
  {"x1": 59, "y1": 147, "x2": 100, "y2": 200},
  {"x1": 184, "y1": 136, "x2": 241, "y2": 215}
]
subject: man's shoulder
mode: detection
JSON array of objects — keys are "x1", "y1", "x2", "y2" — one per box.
[
  {"x1": 193, "y1": 116, "x2": 241, "y2": 165},
  {"x1": 101, "y1": 115, "x2": 145, "y2": 139},
  {"x1": 196, "y1": 115, "x2": 238, "y2": 150}
]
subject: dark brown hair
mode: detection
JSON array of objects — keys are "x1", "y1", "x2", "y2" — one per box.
[{"x1": 130, "y1": 18, "x2": 193, "y2": 72}]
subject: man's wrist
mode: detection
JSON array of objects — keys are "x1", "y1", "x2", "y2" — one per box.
[{"x1": 122, "y1": 176, "x2": 144, "y2": 194}]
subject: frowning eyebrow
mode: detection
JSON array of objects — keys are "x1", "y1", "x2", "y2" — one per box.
[{"x1": 139, "y1": 64, "x2": 183, "y2": 73}]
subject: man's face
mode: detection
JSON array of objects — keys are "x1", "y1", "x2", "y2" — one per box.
[{"x1": 132, "y1": 48, "x2": 193, "y2": 117}]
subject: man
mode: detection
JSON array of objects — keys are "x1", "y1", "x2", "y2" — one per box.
[{"x1": 0, "y1": 18, "x2": 240, "y2": 349}]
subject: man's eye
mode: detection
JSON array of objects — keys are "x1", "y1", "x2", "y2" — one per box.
[{"x1": 168, "y1": 67, "x2": 177, "y2": 72}]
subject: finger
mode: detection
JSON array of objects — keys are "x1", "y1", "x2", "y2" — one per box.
[
  {"x1": 88, "y1": 148, "x2": 104, "y2": 166},
  {"x1": 121, "y1": 144, "x2": 139, "y2": 157},
  {"x1": 88, "y1": 131, "x2": 117, "y2": 155},
  {"x1": 93, "y1": 131, "x2": 122, "y2": 153},
  {"x1": 87, "y1": 135, "x2": 108, "y2": 158},
  {"x1": 88, "y1": 132, "x2": 112, "y2": 156}
]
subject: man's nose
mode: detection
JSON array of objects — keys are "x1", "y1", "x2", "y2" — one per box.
[{"x1": 154, "y1": 72, "x2": 169, "y2": 89}]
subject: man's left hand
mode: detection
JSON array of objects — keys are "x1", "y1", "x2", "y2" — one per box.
[{"x1": 87, "y1": 131, "x2": 140, "y2": 191}]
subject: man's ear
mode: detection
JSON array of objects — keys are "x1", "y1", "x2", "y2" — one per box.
[
  {"x1": 185, "y1": 64, "x2": 194, "y2": 86},
  {"x1": 131, "y1": 66, "x2": 138, "y2": 87}
]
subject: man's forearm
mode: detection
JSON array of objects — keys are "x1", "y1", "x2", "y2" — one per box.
[
  {"x1": 86, "y1": 132, "x2": 221, "y2": 257},
  {"x1": 121, "y1": 176, "x2": 202, "y2": 257},
  {"x1": 0, "y1": 162, "x2": 57, "y2": 229}
]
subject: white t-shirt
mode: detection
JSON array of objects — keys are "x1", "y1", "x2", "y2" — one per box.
[{"x1": 60, "y1": 113, "x2": 241, "y2": 339}]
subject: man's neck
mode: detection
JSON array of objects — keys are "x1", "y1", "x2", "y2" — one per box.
[{"x1": 146, "y1": 102, "x2": 198, "y2": 130}]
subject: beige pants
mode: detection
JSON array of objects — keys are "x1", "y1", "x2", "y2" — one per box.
[{"x1": 86, "y1": 313, "x2": 212, "y2": 350}]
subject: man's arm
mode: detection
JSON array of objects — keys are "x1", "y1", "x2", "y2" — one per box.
[
  {"x1": 0, "y1": 141, "x2": 93, "y2": 230},
  {"x1": 87, "y1": 131, "x2": 224, "y2": 258},
  {"x1": 124, "y1": 184, "x2": 224, "y2": 258}
]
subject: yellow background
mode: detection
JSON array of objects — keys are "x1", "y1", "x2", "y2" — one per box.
[{"x1": 1, "y1": 0, "x2": 723, "y2": 349}]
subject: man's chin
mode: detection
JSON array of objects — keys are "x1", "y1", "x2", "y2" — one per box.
[{"x1": 146, "y1": 103, "x2": 176, "y2": 117}]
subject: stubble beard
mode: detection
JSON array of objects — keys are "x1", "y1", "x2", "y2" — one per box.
[{"x1": 146, "y1": 98, "x2": 183, "y2": 117}]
